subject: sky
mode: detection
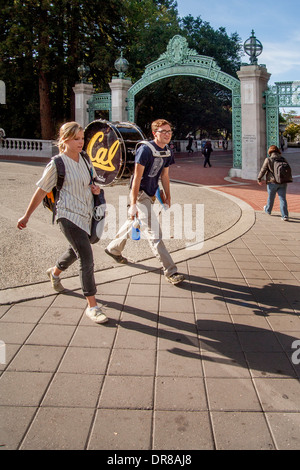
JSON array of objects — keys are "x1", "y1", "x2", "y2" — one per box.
[{"x1": 176, "y1": 0, "x2": 300, "y2": 91}]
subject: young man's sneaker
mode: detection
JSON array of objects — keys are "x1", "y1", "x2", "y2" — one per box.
[
  {"x1": 85, "y1": 306, "x2": 108, "y2": 324},
  {"x1": 105, "y1": 248, "x2": 128, "y2": 264},
  {"x1": 263, "y1": 206, "x2": 271, "y2": 215},
  {"x1": 46, "y1": 268, "x2": 65, "y2": 293},
  {"x1": 282, "y1": 216, "x2": 289, "y2": 221},
  {"x1": 165, "y1": 273, "x2": 185, "y2": 285}
]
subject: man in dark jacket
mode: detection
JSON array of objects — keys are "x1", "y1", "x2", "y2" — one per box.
[
  {"x1": 203, "y1": 141, "x2": 212, "y2": 167},
  {"x1": 257, "y1": 145, "x2": 290, "y2": 221}
]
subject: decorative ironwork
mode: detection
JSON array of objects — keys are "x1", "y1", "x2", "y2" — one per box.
[
  {"x1": 88, "y1": 93, "x2": 112, "y2": 122},
  {"x1": 232, "y1": 96, "x2": 242, "y2": 168},
  {"x1": 243, "y1": 31, "x2": 263, "y2": 65},
  {"x1": 114, "y1": 51, "x2": 129, "y2": 79},
  {"x1": 77, "y1": 63, "x2": 90, "y2": 83},
  {"x1": 273, "y1": 81, "x2": 300, "y2": 107},
  {"x1": 264, "y1": 81, "x2": 300, "y2": 150},
  {"x1": 127, "y1": 35, "x2": 242, "y2": 169}
]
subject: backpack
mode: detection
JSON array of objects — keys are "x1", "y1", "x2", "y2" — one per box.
[
  {"x1": 43, "y1": 151, "x2": 93, "y2": 221},
  {"x1": 135, "y1": 140, "x2": 171, "y2": 157},
  {"x1": 43, "y1": 152, "x2": 106, "y2": 243},
  {"x1": 43, "y1": 155, "x2": 65, "y2": 223},
  {"x1": 272, "y1": 157, "x2": 293, "y2": 184}
]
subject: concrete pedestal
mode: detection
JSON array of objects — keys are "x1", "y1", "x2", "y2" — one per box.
[
  {"x1": 237, "y1": 66, "x2": 271, "y2": 180},
  {"x1": 109, "y1": 78, "x2": 132, "y2": 122},
  {"x1": 73, "y1": 82, "x2": 94, "y2": 128},
  {"x1": 0, "y1": 80, "x2": 6, "y2": 104}
]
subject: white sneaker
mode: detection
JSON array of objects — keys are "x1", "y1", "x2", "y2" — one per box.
[
  {"x1": 46, "y1": 268, "x2": 65, "y2": 293},
  {"x1": 85, "y1": 306, "x2": 108, "y2": 324}
]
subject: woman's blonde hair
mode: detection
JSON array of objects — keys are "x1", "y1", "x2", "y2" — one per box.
[{"x1": 57, "y1": 122, "x2": 83, "y2": 153}]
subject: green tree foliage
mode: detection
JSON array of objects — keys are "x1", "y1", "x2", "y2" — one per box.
[
  {"x1": 0, "y1": 0, "x2": 243, "y2": 140},
  {"x1": 120, "y1": 0, "x2": 180, "y2": 80},
  {"x1": 180, "y1": 15, "x2": 242, "y2": 75},
  {"x1": 0, "y1": 0, "x2": 125, "y2": 138},
  {"x1": 136, "y1": 15, "x2": 242, "y2": 138},
  {"x1": 284, "y1": 123, "x2": 300, "y2": 142}
]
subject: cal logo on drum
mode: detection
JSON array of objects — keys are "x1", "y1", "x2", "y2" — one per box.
[{"x1": 86, "y1": 131, "x2": 120, "y2": 172}]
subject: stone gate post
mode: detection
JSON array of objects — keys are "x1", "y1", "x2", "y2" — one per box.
[
  {"x1": 109, "y1": 77, "x2": 132, "y2": 122},
  {"x1": 0, "y1": 80, "x2": 6, "y2": 104},
  {"x1": 73, "y1": 82, "x2": 94, "y2": 128},
  {"x1": 237, "y1": 65, "x2": 271, "y2": 180}
]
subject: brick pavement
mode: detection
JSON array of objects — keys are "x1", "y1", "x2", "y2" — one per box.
[
  {"x1": 169, "y1": 148, "x2": 300, "y2": 213},
  {"x1": 0, "y1": 150, "x2": 300, "y2": 450}
]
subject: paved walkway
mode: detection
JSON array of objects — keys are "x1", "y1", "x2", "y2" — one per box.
[{"x1": 0, "y1": 150, "x2": 300, "y2": 450}]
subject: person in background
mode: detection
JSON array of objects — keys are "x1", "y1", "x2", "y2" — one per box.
[
  {"x1": 203, "y1": 141, "x2": 213, "y2": 167},
  {"x1": 280, "y1": 135, "x2": 285, "y2": 152},
  {"x1": 257, "y1": 144, "x2": 290, "y2": 221},
  {"x1": 186, "y1": 133, "x2": 194, "y2": 153}
]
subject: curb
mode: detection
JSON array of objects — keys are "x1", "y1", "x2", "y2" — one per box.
[{"x1": 0, "y1": 187, "x2": 255, "y2": 305}]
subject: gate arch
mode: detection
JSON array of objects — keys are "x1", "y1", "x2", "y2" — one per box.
[{"x1": 127, "y1": 35, "x2": 242, "y2": 169}]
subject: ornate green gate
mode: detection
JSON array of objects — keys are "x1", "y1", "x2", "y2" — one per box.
[
  {"x1": 126, "y1": 35, "x2": 242, "y2": 169},
  {"x1": 87, "y1": 92, "x2": 112, "y2": 122},
  {"x1": 264, "y1": 81, "x2": 300, "y2": 149}
]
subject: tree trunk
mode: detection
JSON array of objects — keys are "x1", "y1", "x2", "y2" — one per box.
[{"x1": 39, "y1": 70, "x2": 55, "y2": 140}]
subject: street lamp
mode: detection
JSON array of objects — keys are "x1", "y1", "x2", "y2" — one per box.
[
  {"x1": 77, "y1": 63, "x2": 90, "y2": 83},
  {"x1": 114, "y1": 51, "x2": 129, "y2": 79},
  {"x1": 244, "y1": 30, "x2": 263, "y2": 65}
]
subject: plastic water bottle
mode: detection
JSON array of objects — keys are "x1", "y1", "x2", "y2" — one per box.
[{"x1": 131, "y1": 216, "x2": 140, "y2": 240}]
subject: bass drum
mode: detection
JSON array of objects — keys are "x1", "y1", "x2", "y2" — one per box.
[{"x1": 83, "y1": 120, "x2": 145, "y2": 186}]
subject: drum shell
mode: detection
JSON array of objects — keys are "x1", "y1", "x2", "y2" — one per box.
[{"x1": 83, "y1": 120, "x2": 145, "y2": 186}]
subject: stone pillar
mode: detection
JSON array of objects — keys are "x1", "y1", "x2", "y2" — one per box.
[
  {"x1": 0, "y1": 80, "x2": 6, "y2": 104},
  {"x1": 72, "y1": 82, "x2": 94, "y2": 128},
  {"x1": 109, "y1": 77, "x2": 132, "y2": 122},
  {"x1": 237, "y1": 65, "x2": 271, "y2": 180}
]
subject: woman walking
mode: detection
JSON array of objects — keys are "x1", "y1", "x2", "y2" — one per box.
[{"x1": 17, "y1": 122, "x2": 107, "y2": 324}]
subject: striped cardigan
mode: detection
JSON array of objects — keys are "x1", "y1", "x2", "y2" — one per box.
[{"x1": 37, "y1": 153, "x2": 98, "y2": 235}]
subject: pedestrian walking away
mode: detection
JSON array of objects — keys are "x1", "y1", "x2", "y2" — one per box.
[
  {"x1": 17, "y1": 121, "x2": 108, "y2": 324},
  {"x1": 257, "y1": 144, "x2": 293, "y2": 221},
  {"x1": 186, "y1": 133, "x2": 194, "y2": 153},
  {"x1": 203, "y1": 141, "x2": 212, "y2": 167},
  {"x1": 105, "y1": 118, "x2": 185, "y2": 286}
]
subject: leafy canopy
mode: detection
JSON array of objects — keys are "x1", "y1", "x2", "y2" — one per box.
[{"x1": 0, "y1": 0, "x2": 243, "y2": 139}]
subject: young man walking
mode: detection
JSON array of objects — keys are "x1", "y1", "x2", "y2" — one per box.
[{"x1": 105, "y1": 119, "x2": 184, "y2": 285}]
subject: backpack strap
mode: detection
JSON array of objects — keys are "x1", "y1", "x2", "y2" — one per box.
[
  {"x1": 81, "y1": 150, "x2": 105, "y2": 184},
  {"x1": 135, "y1": 140, "x2": 171, "y2": 157},
  {"x1": 53, "y1": 156, "x2": 65, "y2": 190},
  {"x1": 52, "y1": 156, "x2": 65, "y2": 223}
]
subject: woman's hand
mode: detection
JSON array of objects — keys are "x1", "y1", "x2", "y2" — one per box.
[
  {"x1": 16, "y1": 187, "x2": 47, "y2": 230},
  {"x1": 91, "y1": 184, "x2": 100, "y2": 195},
  {"x1": 17, "y1": 215, "x2": 29, "y2": 230}
]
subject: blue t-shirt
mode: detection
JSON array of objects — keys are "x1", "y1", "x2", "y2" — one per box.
[{"x1": 135, "y1": 141, "x2": 173, "y2": 197}]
